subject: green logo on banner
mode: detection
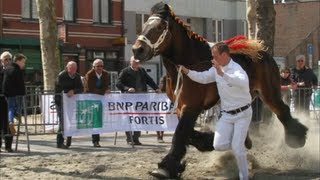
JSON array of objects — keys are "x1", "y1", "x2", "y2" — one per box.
[{"x1": 76, "y1": 100, "x2": 103, "y2": 129}]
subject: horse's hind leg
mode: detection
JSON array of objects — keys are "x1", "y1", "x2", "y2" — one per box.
[
  {"x1": 151, "y1": 107, "x2": 201, "y2": 179},
  {"x1": 259, "y1": 87, "x2": 308, "y2": 148}
]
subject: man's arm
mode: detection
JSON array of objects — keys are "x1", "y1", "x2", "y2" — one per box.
[
  {"x1": 180, "y1": 65, "x2": 216, "y2": 84},
  {"x1": 116, "y1": 69, "x2": 130, "y2": 92},
  {"x1": 222, "y1": 69, "x2": 249, "y2": 88}
]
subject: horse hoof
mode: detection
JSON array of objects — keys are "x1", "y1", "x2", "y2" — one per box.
[
  {"x1": 285, "y1": 134, "x2": 306, "y2": 148},
  {"x1": 150, "y1": 168, "x2": 170, "y2": 179},
  {"x1": 245, "y1": 136, "x2": 252, "y2": 149}
]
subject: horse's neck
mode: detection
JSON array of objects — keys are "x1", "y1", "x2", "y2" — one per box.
[{"x1": 166, "y1": 19, "x2": 211, "y2": 66}]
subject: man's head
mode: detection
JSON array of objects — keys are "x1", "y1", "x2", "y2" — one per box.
[
  {"x1": 0, "y1": 51, "x2": 12, "y2": 67},
  {"x1": 295, "y1": 54, "x2": 306, "y2": 70},
  {"x1": 130, "y1": 56, "x2": 140, "y2": 70},
  {"x1": 211, "y1": 42, "x2": 231, "y2": 66},
  {"x1": 93, "y1": 59, "x2": 104, "y2": 75},
  {"x1": 66, "y1": 61, "x2": 77, "y2": 77},
  {"x1": 13, "y1": 53, "x2": 26, "y2": 69}
]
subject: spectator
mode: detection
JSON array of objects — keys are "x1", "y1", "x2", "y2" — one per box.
[
  {"x1": 54, "y1": 61, "x2": 83, "y2": 149},
  {"x1": 156, "y1": 75, "x2": 167, "y2": 143},
  {"x1": 0, "y1": 51, "x2": 13, "y2": 152},
  {"x1": 84, "y1": 59, "x2": 110, "y2": 147},
  {"x1": 2, "y1": 53, "x2": 27, "y2": 152},
  {"x1": 116, "y1": 56, "x2": 161, "y2": 145},
  {"x1": 291, "y1": 55, "x2": 318, "y2": 117},
  {"x1": 280, "y1": 67, "x2": 296, "y2": 105},
  {"x1": 179, "y1": 42, "x2": 252, "y2": 180}
]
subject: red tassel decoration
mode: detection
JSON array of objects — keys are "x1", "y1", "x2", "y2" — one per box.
[{"x1": 225, "y1": 35, "x2": 247, "y2": 45}]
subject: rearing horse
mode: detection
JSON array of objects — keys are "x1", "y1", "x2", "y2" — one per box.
[{"x1": 132, "y1": 2, "x2": 308, "y2": 179}]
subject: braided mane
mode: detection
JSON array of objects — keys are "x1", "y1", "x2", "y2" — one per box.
[{"x1": 167, "y1": 5, "x2": 207, "y2": 43}]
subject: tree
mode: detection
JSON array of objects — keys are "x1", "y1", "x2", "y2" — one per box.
[
  {"x1": 246, "y1": 0, "x2": 276, "y2": 131},
  {"x1": 36, "y1": 0, "x2": 60, "y2": 91},
  {"x1": 247, "y1": 0, "x2": 276, "y2": 56}
]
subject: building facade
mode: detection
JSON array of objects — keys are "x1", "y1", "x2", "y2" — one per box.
[
  {"x1": 0, "y1": 0, "x2": 125, "y2": 90},
  {"x1": 274, "y1": 0, "x2": 319, "y2": 73},
  {"x1": 124, "y1": 0, "x2": 247, "y2": 84}
]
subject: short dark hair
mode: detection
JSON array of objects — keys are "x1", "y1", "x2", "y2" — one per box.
[
  {"x1": 13, "y1": 53, "x2": 26, "y2": 62},
  {"x1": 213, "y1": 42, "x2": 230, "y2": 55}
]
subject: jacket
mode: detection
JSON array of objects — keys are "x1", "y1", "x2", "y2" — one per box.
[
  {"x1": 84, "y1": 69, "x2": 110, "y2": 95},
  {"x1": 54, "y1": 70, "x2": 83, "y2": 106},
  {"x1": 116, "y1": 66, "x2": 159, "y2": 93},
  {"x1": 2, "y1": 62, "x2": 25, "y2": 97}
]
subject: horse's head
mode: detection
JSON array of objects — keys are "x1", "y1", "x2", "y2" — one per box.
[{"x1": 132, "y1": 2, "x2": 172, "y2": 62}]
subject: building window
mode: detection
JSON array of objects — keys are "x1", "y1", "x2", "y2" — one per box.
[
  {"x1": 22, "y1": 0, "x2": 38, "y2": 19},
  {"x1": 136, "y1": 14, "x2": 150, "y2": 35},
  {"x1": 212, "y1": 20, "x2": 223, "y2": 42},
  {"x1": 93, "y1": 0, "x2": 111, "y2": 24},
  {"x1": 63, "y1": 0, "x2": 75, "y2": 22}
]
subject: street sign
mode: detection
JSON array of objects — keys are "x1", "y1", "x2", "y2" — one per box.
[{"x1": 307, "y1": 43, "x2": 313, "y2": 55}]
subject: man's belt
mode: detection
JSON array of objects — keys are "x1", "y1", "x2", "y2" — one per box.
[{"x1": 222, "y1": 104, "x2": 251, "y2": 115}]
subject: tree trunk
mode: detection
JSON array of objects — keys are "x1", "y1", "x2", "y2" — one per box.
[
  {"x1": 247, "y1": 0, "x2": 276, "y2": 56},
  {"x1": 36, "y1": 0, "x2": 60, "y2": 91}
]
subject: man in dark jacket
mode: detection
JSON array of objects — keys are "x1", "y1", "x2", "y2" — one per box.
[
  {"x1": 55, "y1": 61, "x2": 83, "y2": 149},
  {"x1": 0, "y1": 51, "x2": 13, "y2": 152},
  {"x1": 116, "y1": 56, "x2": 160, "y2": 145},
  {"x1": 292, "y1": 55, "x2": 318, "y2": 117},
  {"x1": 2, "y1": 53, "x2": 27, "y2": 152}
]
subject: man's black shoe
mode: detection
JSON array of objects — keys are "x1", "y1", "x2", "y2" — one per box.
[
  {"x1": 133, "y1": 141, "x2": 142, "y2": 145},
  {"x1": 57, "y1": 144, "x2": 69, "y2": 149},
  {"x1": 93, "y1": 142, "x2": 101, "y2": 147},
  {"x1": 5, "y1": 148, "x2": 13, "y2": 152}
]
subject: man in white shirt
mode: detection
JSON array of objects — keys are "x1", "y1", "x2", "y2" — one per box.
[{"x1": 179, "y1": 42, "x2": 252, "y2": 180}]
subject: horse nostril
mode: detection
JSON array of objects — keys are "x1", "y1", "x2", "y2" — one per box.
[
  {"x1": 137, "y1": 47, "x2": 144, "y2": 54},
  {"x1": 133, "y1": 46, "x2": 144, "y2": 56}
]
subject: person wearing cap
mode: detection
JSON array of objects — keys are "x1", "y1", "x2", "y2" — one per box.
[
  {"x1": 116, "y1": 56, "x2": 161, "y2": 145},
  {"x1": 179, "y1": 42, "x2": 252, "y2": 180},
  {"x1": 291, "y1": 54, "x2": 318, "y2": 117}
]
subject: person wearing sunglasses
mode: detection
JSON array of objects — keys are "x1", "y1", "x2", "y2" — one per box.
[
  {"x1": 291, "y1": 55, "x2": 318, "y2": 117},
  {"x1": 83, "y1": 59, "x2": 110, "y2": 147}
]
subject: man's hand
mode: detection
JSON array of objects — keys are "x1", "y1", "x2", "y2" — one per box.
[
  {"x1": 212, "y1": 60, "x2": 223, "y2": 76},
  {"x1": 155, "y1": 89, "x2": 162, "y2": 93},
  {"x1": 67, "y1": 89, "x2": 74, "y2": 97},
  {"x1": 128, "y1": 88, "x2": 136, "y2": 93}
]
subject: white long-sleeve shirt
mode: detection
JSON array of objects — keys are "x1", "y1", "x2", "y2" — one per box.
[{"x1": 187, "y1": 59, "x2": 251, "y2": 111}]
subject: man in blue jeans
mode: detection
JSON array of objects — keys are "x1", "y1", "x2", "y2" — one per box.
[{"x1": 2, "y1": 53, "x2": 27, "y2": 152}]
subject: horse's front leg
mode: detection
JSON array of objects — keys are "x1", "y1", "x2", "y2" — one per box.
[
  {"x1": 151, "y1": 107, "x2": 201, "y2": 179},
  {"x1": 259, "y1": 87, "x2": 308, "y2": 148}
]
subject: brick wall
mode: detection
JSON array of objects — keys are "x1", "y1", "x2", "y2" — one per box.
[{"x1": 274, "y1": 1, "x2": 319, "y2": 67}]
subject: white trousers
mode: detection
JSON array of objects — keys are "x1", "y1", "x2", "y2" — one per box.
[{"x1": 213, "y1": 107, "x2": 252, "y2": 180}]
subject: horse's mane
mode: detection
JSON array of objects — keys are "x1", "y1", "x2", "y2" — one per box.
[{"x1": 150, "y1": 3, "x2": 266, "y2": 62}]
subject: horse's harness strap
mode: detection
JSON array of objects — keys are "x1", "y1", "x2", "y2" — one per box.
[
  {"x1": 172, "y1": 66, "x2": 183, "y2": 114},
  {"x1": 138, "y1": 16, "x2": 169, "y2": 56}
]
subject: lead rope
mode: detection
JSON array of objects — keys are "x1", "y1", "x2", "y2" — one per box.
[{"x1": 172, "y1": 66, "x2": 183, "y2": 114}]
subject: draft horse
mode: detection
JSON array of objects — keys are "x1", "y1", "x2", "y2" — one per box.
[{"x1": 132, "y1": 2, "x2": 308, "y2": 179}]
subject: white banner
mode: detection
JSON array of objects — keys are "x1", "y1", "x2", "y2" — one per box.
[
  {"x1": 63, "y1": 93, "x2": 179, "y2": 137},
  {"x1": 41, "y1": 94, "x2": 59, "y2": 131}
]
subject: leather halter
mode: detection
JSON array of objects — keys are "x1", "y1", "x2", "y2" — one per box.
[{"x1": 137, "y1": 16, "x2": 169, "y2": 56}]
